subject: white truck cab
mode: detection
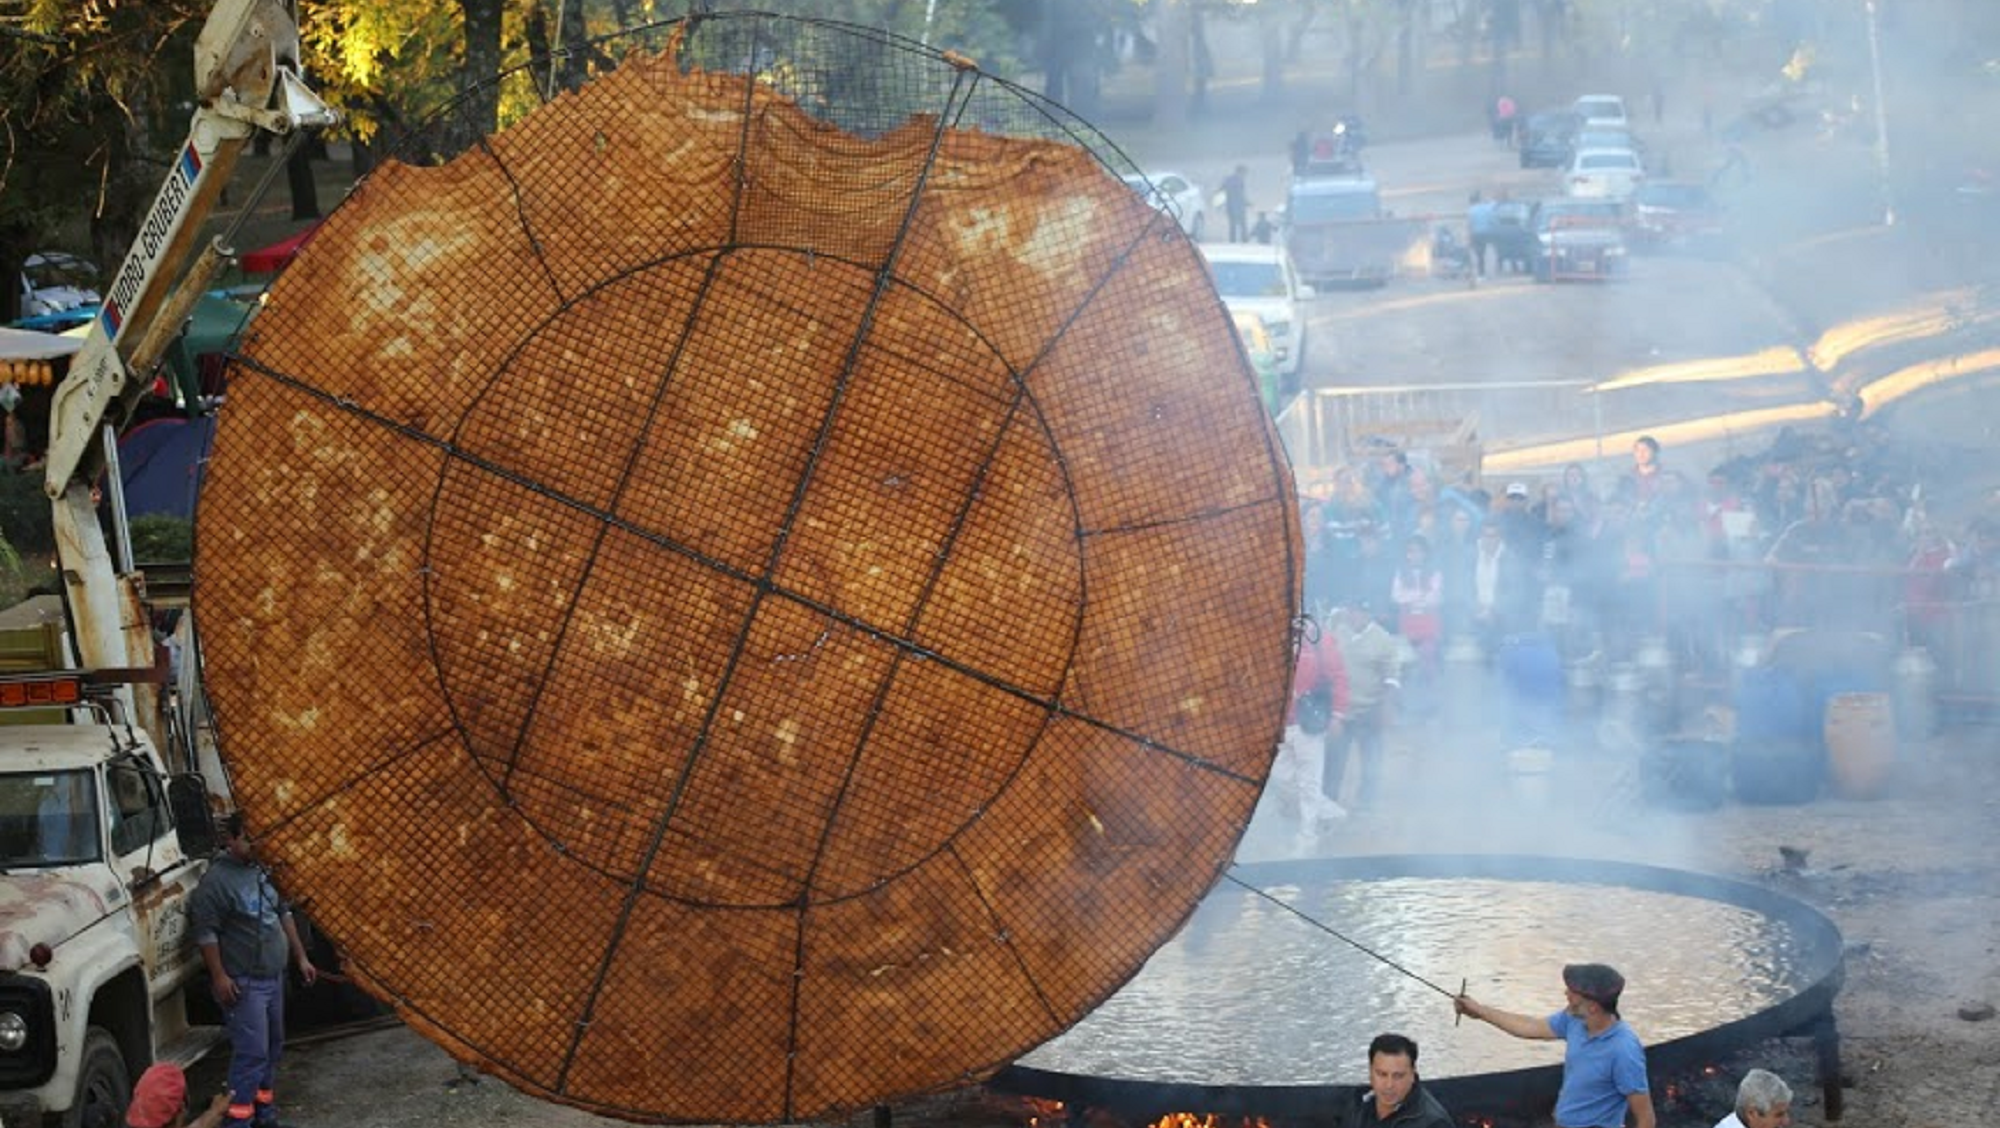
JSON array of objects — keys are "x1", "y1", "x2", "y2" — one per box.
[{"x1": 0, "y1": 677, "x2": 222, "y2": 1128}]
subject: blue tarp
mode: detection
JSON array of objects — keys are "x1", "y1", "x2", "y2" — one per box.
[{"x1": 118, "y1": 415, "x2": 216, "y2": 521}]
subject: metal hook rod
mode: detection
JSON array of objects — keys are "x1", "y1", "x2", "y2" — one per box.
[{"x1": 1222, "y1": 869, "x2": 1461, "y2": 1000}]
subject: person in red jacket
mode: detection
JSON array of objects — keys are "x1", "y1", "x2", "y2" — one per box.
[{"x1": 1288, "y1": 621, "x2": 1351, "y2": 827}]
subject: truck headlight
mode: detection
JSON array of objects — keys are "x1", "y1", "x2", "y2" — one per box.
[{"x1": 0, "y1": 1011, "x2": 27, "y2": 1052}]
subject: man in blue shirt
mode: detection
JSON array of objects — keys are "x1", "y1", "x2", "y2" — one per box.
[
  {"x1": 1454, "y1": 963, "x2": 1655, "y2": 1128},
  {"x1": 1465, "y1": 191, "x2": 1498, "y2": 277}
]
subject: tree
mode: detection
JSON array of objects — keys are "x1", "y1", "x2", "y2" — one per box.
[{"x1": 0, "y1": 1, "x2": 207, "y2": 321}]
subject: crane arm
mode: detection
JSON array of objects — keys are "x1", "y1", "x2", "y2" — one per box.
[
  {"x1": 41, "y1": 0, "x2": 334, "y2": 716},
  {"x1": 43, "y1": 0, "x2": 335, "y2": 498}
]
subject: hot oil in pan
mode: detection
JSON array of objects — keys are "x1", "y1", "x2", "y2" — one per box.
[{"x1": 1018, "y1": 877, "x2": 1817, "y2": 1084}]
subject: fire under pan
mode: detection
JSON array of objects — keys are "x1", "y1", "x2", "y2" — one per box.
[{"x1": 993, "y1": 855, "x2": 1846, "y2": 1121}]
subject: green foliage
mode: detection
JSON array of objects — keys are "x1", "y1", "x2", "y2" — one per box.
[
  {"x1": 0, "y1": 0, "x2": 207, "y2": 316},
  {"x1": 128, "y1": 513, "x2": 193, "y2": 564},
  {"x1": 0, "y1": 471, "x2": 53, "y2": 557},
  {"x1": 0, "y1": 532, "x2": 27, "y2": 610}
]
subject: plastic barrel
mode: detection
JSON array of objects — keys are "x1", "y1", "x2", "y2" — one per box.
[
  {"x1": 1825, "y1": 692, "x2": 1896, "y2": 799},
  {"x1": 1732, "y1": 666, "x2": 1821, "y2": 804}
]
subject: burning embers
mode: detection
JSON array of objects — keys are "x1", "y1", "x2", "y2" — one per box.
[{"x1": 1018, "y1": 1100, "x2": 1270, "y2": 1128}]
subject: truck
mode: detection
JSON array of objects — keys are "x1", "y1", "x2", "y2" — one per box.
[
  {"x1": 1527, "y1": 197, "x2": 1630, "y2": 282},
  {"x1": 0, "y1": 2, "x2": 333, "y2": 1123},
  {"x1": 1280, "y1": 174, "x2": 1429, "y2": 289}
]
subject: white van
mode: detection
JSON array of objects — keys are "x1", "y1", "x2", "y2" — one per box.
[
  {"x1": 1199, "y1": 242, "x2": 1312, "y2": 379},
  {"x1": 1572, "y1": 94, "x2": 1629, "y2": 131}
]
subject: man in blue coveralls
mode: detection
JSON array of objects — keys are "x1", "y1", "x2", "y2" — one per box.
[
  {"x1": 1454, "y1": 963, "x2": 1655, "y2": 1128},
  {"x1": 189, "y1": 813, "x2": 318, "y2": 1128}
]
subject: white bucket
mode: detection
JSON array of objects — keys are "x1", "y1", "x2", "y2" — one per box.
[{"x1": 1507, "y1": 746, "x2": 1556, "y2": 807}]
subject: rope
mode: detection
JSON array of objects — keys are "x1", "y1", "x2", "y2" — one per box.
[{"x1": 1222, "y1": 868, "x2": 1461, "y2": 1001}]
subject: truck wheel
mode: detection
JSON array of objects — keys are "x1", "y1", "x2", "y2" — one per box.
[{"x1": 62, "y1": 1028, "x2": 130, "y2": 1128}]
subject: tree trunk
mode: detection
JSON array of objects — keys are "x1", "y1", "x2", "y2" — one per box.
[
  {"x1": 459, "y1": 0, "x2": 507, "y2": 141},
  {"x1": 1189, "y1": 5, "x2": 1213, "y2": 117},
  {"x1": 1259, "y1": 6, "x2": 1286, "y2": 103},
  {"x1": 1397, "y1": 1, "x2": 1415, "y2": 96},
  {"x1": 0, "y1": 230, "x2": 31, "y2": 324},
  {"x1": 285, "y1": 144, "x2": 321, "y2": 220},
  {"x1": 1154, "y1": 0, "x2": 1191, "y2": 129},
  {"x1": 560, "y1": 0, "x2": 590, "y2": 92}
]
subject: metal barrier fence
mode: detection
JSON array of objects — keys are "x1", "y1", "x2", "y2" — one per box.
[{"x1": 1275, "y1": 380, "x2": 1602, "y2": 485}]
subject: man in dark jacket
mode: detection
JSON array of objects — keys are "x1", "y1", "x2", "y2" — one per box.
[{"x1": 1338, "y1": 1033, "x2": 1455, "y2": 1128}]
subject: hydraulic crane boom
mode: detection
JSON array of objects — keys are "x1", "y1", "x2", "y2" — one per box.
[{"x1": 41, "y1": 0, "x2": 333, "y2": 719}]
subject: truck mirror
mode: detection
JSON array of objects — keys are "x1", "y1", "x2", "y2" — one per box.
[{"x1": 168, "y1": 774, "x2": 218, "y2": 858}]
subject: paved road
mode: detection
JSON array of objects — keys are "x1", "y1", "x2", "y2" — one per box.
[{"x1": 1151, "y1": 115, "x2": 2000, "y2": 477}]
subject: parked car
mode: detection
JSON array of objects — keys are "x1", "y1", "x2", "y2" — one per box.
[
  {"x1": 1200, "y1": 242, "x2": 1312, "y2": 379},
  {"x1": 1629, "y1": 181, "x2": 1725, "y2": 251},
  {"x1": 1574, "y1": 127, "x2": 1644, "y2": 161},
  {"x1": 1564, "y1": 148, "x2": 1645, "y2": 200},
  {"x1": 17, "y1": 251, "x2": 101, "y2": 317},
  {"x1": 1528, "y1": 198, "x2": 1628, "y2": 282},
  {"x1": 1572, "y1": 94, "x2": 1629, "y2": 130},
  {"x1": 1518, "y1": 111, "x2": 1580, "y2": 169},
  {"x1": 1120, "y1": 170, "x2": 1207, "y2": 240}
]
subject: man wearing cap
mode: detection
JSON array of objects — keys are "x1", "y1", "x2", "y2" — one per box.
[
  {"x1": 126, "y1": 1062, "x2": 230, "y2": 1128},
  {"x1": 189, "y1": 813, "x2": 318, "y2": 1128},
  {"x1": 1454, "y1": 963, "x2": 1655, "y2": 1128},
  {"x1": 1497, "y1": 481, "x2": 1546, "y2": 557}
]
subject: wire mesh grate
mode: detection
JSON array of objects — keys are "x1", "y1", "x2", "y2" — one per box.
[{"x1": 194, "y1": 12, "x2": 1300, "y2": 1123}]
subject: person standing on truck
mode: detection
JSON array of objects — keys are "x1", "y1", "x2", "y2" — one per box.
[
  {"x1": 190, "y1": 813, "x2": 318, "y2": 1128},
  {"x1": 1221, "y1": 164, "x2": 1250, "y2": 242}
]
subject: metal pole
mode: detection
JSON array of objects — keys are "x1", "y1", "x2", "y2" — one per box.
[
  {"x1": 1863, "y1": 0, "x2": 1895, "y2": 226},
  {"x1": 103, "y1": 425, "x2": 134, "y2": 575}
]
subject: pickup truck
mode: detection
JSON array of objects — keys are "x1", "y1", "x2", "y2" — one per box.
[
  {"x1": 1282, "y1": 175, "x2": 1427, "y2": 288},
  {"x1": 1527, "y1": 198, "x2": 1630, "y2": 282}
]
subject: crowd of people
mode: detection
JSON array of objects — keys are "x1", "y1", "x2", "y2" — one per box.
[
  {"x1": 1301, "y1": 421, "x2": 1994, "y2": 678},
  {"x1": 1285, "y1": 419, "x2": 1998, "y2": 815}
]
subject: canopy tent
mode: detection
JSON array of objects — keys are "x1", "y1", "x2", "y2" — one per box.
[
  {"x1": 118, "y1": 415, "x2": 218, "y2": 520},
  {"x1": 239, "y1": 222, "x2": 320, "y2": 273},
  {"x1": 162, "y1": 294, "x2": 257, "y2": 402},
  {"x1": 0, "y1": 325, "x2": 83, "y2": 388}
]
